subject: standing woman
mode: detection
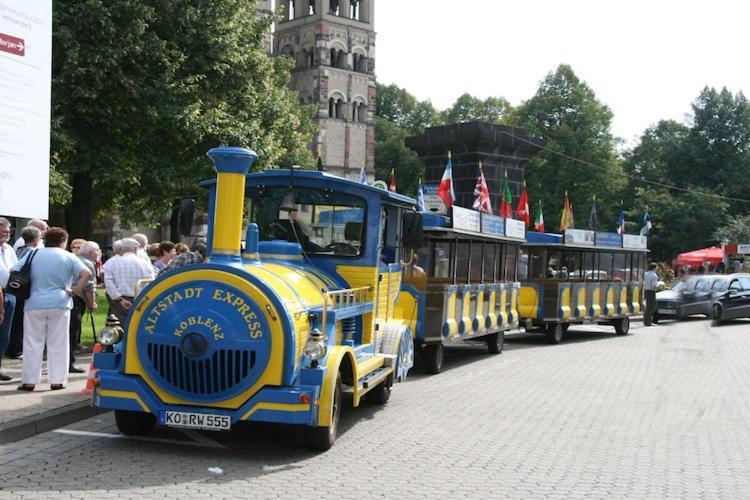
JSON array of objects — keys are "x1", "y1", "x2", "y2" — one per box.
[
  {"x1": 14, "y1": 227, "x2": 91, "y2": 391},
  {"x1": 7, "y1": 225, "x2": 43, "y2": 361}
]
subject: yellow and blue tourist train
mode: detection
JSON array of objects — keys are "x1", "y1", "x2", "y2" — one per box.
[
  {"x1": 91, "y1": 146, "x2": 648, "y2": 450},
  {"x1": 93, "y1": 147, "x2": 420, "y2": 450},
  {"x1": 518, "y1": 229, "x2": 648, "y2": 343}
]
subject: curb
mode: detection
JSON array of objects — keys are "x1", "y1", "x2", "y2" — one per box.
[{"x1": 0, "y1": 400, "x2": 108, "y2": 445}]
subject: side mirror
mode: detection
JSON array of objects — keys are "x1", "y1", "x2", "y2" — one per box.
[{"x1": 402, "y1": 212, "x2": 424, "y2": 251}]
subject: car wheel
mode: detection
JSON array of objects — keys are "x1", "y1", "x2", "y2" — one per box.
[
  {"x1": 711, "y1": 305, "x2": 722, "y2": 326},
  {"x1": 304, "y1": 376, "x2": 341, "y2": 451},
  {"x1": 423, "y1": 344, "x2": 444, "y2": 374},
  {"x1": 486, "y1": 332, "x2": 504, "y2": 354},
  {"x1": 614, "y1": 316, "x2": 630, "y2": 335}
]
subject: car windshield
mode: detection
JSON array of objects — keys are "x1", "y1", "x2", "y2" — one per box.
[
  {"x1": 711, "y1": 279, "x2": 728, "y2": 291},
  {"x1": 247, "y1": 186, "x2": 366, "y2": 257},
  {"x1": 670, "y1": 281, "x2": 687, "y2": 292}
]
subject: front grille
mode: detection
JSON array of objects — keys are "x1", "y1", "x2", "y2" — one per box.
[{"x1": 146, "y1": 343, "x2": 256, "y2": 396}]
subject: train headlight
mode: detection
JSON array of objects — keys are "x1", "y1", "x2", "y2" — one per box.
[
  {"x1": 98, "y1": 326, "x2": 122, "y2": 346},
  {"x1": 98, "y1": 314, "x2": 124, "y2": 346},
  {"x1": 303, "y1": 328, "x2": 327, "y2": 362}
]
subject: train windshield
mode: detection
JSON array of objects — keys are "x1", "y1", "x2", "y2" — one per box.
[{"x1": 247, "y1": 187, "x2": 366, "y2": 257}]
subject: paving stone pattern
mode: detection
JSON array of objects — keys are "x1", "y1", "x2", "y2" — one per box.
[{"x1": 1, "y1": 319, "x2": 750, "y2": 498}]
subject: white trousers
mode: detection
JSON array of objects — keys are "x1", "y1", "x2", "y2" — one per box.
[{"x1": 23, "y1": 308, "x2": 71, "y2": 386}]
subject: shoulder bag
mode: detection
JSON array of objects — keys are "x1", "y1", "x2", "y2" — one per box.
[{"x1": 5, "y1": 249, "x2": 37, "y2": 299}]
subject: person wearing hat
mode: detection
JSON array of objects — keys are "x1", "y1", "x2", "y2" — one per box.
[{"x1": 103, "y1": 237, "x2": 155, "y2": 324}]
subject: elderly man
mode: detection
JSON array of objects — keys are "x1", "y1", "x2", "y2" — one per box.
[
  {"x1": 131, "y1": 233, "x2": 154, "y2": 269},
  {"x1": 12, "y1": 219, "x2": 47, "y2": 251},
  {"x1": 68, "y1": 241, "x2": 98, "y2": 373},
  {"x1": 0, "y1": 217, "x2": 19, "y2": 380},
  {"x1": 104, "y1": 238, "x2": 155, "y2": 323},
  {"x1": 162, "y1": 242, "x2": 207, "y2": 273}
]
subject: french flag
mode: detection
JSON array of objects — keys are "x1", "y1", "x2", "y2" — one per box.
[{"x1": 437, "y1": 152, "x2": 456, "y2": 209}]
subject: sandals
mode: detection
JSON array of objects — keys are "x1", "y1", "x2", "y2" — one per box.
[
  {"x1": 50, "y1": 384, "x2": 66, "y2": 391},
  {"x1": 17, "y1": 384, "x2": 35, "y2": 391}
]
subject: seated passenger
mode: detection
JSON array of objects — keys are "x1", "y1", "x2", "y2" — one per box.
[{"x1": 266, "y1": 209, "x2": 321, "y2": 252}]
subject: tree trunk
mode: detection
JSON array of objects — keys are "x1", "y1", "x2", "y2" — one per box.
[{"x1": 67, "y1": 173, "x2": 93, "y2": 239}]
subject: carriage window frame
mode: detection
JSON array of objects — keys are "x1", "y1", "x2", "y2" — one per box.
[
  {"x1": 598, "y1": 252, "x2": 614, "y2": 282},
  {"x1": 563, "y1": 250, "x2": 582, "y2": 281},
  {"x1": 504, "y1": 244, "x2": 518, "y2": 281},
  {"x1": 431, "y1": 239, "x2": 453, "y2": 279},
  {"x1": 454, "y1": 239, "x2": 470, "y2": 283},
  {"x1": 469, "y1": 239, "x2": 483, "y2": 283},
  {"x1": 483, "y1": 241, "x2": 496, "y2": 283}
]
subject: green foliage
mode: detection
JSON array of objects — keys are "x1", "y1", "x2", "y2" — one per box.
[
  {"x1": 52, "y1": 0, "x2": 315, "y2": 229},
  {"x1": 511, "y1": 64, "x2": 625, "y2": 229},
  {"x1": 376, "y1": 83, "x2": 439, "y2": 134},
  {"x1": 714, "y1": 214, "x2": 750, "y2": 244},
  {"x1": 374, "y1": 118, "x2": 423, "y2": 197},
  {"x1": 438, "y1": 93, "x2": 511, "y2": 125},
  {"x1": 633, "y1": 187, "x2": 728, "y2": 261}
]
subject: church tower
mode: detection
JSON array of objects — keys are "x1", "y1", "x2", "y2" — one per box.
[{"x1": 274, "y1": 0, "x2": 376, "y2": 181}]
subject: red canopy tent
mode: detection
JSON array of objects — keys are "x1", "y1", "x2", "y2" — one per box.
[{"x1": 673, "y1": 246, "x2": 724, "y2": 269}]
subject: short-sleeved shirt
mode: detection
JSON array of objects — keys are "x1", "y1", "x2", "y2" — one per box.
[
  {"x1": 644, "y1": 270, "x2": 659, "y2": 291},
  {"x1": 13, "y1": 247, "x2": 87, "y2": 311}
]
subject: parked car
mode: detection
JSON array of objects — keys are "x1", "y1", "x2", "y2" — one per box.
[
  {"x1": 711, "y1": 274, "x2": 750, "y2": 325},
  {"x1": 655, "y1": 275, "x2": 729, "y2": 322}
]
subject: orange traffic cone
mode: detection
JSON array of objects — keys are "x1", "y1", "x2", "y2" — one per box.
[{"x1": 80, "y1": 343, "x2": 103, "y2": 395}]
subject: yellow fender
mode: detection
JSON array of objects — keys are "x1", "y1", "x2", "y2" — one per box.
[
  {"x1": 317, "y1": 346, "x2": 356, "y2": 427},
  {"x1": 442, "y1": 287, "x2": 458, "y2": 337},
  {"x1": 559, "y1": 287, "x2": 572, "y2": 320},
  {"x1": 473, "y1": 285, "x2": 485, "y2": 334},
  {"x1": 486, "y1": 285, "x2": 498, "y2": 330},
  {"x1": 575, "y1": 286, "x2": 587, "y2": 318},
  {"x1": 632, "y1": 286, "x2": 642, "y2": 314}
]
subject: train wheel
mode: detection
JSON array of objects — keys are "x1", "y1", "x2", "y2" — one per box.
[
  {"x1": 367, "y1": 375, "x2": 392, "y2": 405},
  {"x1": 423, "y1": 344, "x2": 444, "y2": 374},
  {"x1": 486, "y1": 332, "x2": 504, "y2": 354},
  {"x1": 115, "y1": 410, "x2": 155, "y2": 436},
  {"x1": 304, "y1": 377, "x2": 341, "y2": 451},
  {"x1": 614, "y1": 317, "x2": 630, "y2": 335},
  {"x1": 546, "y1": 324, "x2": 564, "y2": 344}
]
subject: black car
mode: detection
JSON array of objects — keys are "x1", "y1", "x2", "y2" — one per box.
[
  {"x1": 654, "y1": 275, "x2": 729, "y2": 322},
  {"x1": 711, "y1": 274, "x2": 750, "y2": 325}
]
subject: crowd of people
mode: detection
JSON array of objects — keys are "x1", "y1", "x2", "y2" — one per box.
[{"x1": 0, "y1": 216, "x2": 206, "y2": 391}]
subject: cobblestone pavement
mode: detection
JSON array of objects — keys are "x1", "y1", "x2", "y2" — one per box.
[{"x1": 2, "y1": 318, "x2": 750, "y2": 499}]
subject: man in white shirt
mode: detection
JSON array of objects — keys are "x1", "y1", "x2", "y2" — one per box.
[
  {"x1": 0, "y1": 217, "x2": 19, "y2": 380},
  {"x1": 643, "y1": 262, "x2": 659, "y2": 326},
  {"x1": 131, "y1": 233, "x2": 155, "y2": 272},
  {"x1": 12, "y1": 219, "x2": 47, "y2": 251},
  {"x1": 103, "y1": 238, "x2": 155, "y2": 323}
]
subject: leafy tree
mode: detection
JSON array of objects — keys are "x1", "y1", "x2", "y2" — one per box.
[
  {"x1": 683, "y1": 87, "x2": 750, "y2": 214},
  {"x1": 634, "y1": 187, "x2": 728, "y2": 261},
  {"x1": 439, "y1": 93, "x2": 511, "y2": 125},
  {"x1": 511, "y1": 64, "x2": 625, "y2": 229},
  {"x1": 714, "y1": 214, "x2": 750, "y2": 243},
  {"x1": 52, "y1": 0, "x2": 315, "y2": 237},
  {"x1": 376, "y1": 83, "x2": 438, "y2": 134},
  {"x1": 374, "y1": 118, "x2": 423, "y2": 197}
]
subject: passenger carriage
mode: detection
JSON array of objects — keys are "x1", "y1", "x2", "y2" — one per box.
[
  {"x1": 518, "y1": 229, "x2": 648, "y2": 344},
  {"x1": 409, "y1": 206, "x2": 525, "y2": 373}
]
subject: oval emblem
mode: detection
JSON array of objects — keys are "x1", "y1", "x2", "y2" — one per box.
[{"x1": 180, "y1": 331, "x2": 208, "y2": 357}]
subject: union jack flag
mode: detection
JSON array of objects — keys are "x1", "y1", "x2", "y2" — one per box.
[{"x1": 472, "y1": 163, "x2": 492, "y2": 213}]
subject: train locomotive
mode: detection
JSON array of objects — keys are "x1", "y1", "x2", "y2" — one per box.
[{"x1": 92, "y1": 147, "x2": 418, "y2": 450}]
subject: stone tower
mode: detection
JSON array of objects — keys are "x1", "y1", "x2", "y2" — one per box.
[{"x1": 274, "y1": 0, "x2": 376, "y2": 181}]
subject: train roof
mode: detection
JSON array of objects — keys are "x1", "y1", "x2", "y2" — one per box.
[
  {"x1": 525, "y1": 230, "x2": 649, "y2": 252},
  {"x1": 200, "y1": 168, "x2": 417, "y2": 207}
]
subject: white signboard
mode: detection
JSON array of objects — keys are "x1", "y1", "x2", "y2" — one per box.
[
  {"x1": 564, "y1": 229, "x2": 595, "y2": 246},
  {"x1": 452, "y1": 206, "x2": 480, "y2": 233},
  {"x1": 738, "y1": 244, "x2": 750, "y2": 255},
  {"x1": 422, "y1": 184, "x2": 447, "y2": 215},
  {"x1": 622, "y1": 234, "x2": 648, "y2": 249},
  {"x1": 505, "y1": 218, "x2": 526, "y2": 240},
  {"x1": 0, "y1": 0, "x2": 52, "y2": 218}
]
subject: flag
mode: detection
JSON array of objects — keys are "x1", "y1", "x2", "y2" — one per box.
[
  {"x1": 588, "y1": 195, "x2": 598, "y2": 230},
  {"x1": 640, "y1": 210, "x2": 651, "y2": 236},
  {"x1": 617, "y1": 210, "x2": 626, "y2": 235},
  {"x1": 559, "y1": 191, "x2": 574, "y2": 231},
  {"x1": 359, "y1": 166, "x2": 367, "y2": 184},
  {"x1": 389, "y1": 168, "x2": 396, "y2": 192},
  {"x1": 472, "y1": 162, "x2": 493, "y2": 213},
  {"x1": 437, "y1": 151, "x2": 456, "y2": 208},
  {"x1": 516, "y1": 180, "x2": 530, "y2": 227},
  {"x1": 534, "y1": 201, "x2": 545, "y2": 232},
  {"x1": 499, "y1": 170, "x2": 513, "y2": 218},
  {"x1": 417, "y1": 179, "x2": 425, "y2": 213}
]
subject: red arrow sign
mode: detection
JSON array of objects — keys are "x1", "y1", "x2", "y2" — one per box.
[{"x1": 0, "y1": 33, "x2": 25, "y2": 56}]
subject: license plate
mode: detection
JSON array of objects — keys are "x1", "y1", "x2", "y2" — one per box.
[
  {"x1": 657, "y1": 308, "x2": 676, "y2": 314},
  {"x1": 160, "y1": 410, "x2": 231, "y2": 431}
]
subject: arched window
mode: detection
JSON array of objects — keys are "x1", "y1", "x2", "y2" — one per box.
[
  {"x1": 337, "y1": 50, "x2": 347, "y2": 69},
  {"x1": 357, "y1": 56, "x2": 367, "y2": 73},
  {"x1": 329, "y1": 0, "x2": 339, "y2": 15},
  {"x1": 330, "y1": 48, "x2": 337, "y2": 67},
  {"x1": 349, "y1": 0, "x2": 360, "y2": 20},
  {"x1": 336, "y1": 99, "x2": 346, "y2": 119},
  {"x1": 307, "y1": 48, "x2": 314, "y2": 67},
  {"x1": 359, "y1": 102, "x2": 367, "y2": 122},
  {"x1": 328, "y1": 97, "x2": 335, "y2": 117}
]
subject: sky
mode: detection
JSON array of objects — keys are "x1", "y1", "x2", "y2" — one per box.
[{"x1": 375, "y1": 0, "x2": 750, "y2": 147}]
